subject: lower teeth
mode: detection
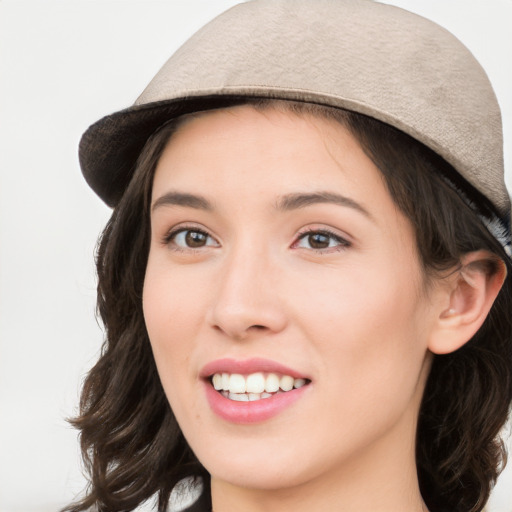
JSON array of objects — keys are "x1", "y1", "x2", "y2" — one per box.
[{"x1": 222, "y1": 391, "x2": 277, "y2": 401}]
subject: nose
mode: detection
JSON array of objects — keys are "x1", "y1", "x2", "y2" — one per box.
[{"x1": 206, "y1": 244, "x2": 288, "y2": 341}]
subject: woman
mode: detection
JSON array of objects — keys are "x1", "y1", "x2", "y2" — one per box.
[{"x1": 67, "y1": 1, "x2": 512, "y2": 511}]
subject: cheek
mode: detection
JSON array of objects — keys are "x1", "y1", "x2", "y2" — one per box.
[
  {"x1": 143, "y1": 252, "x2": 206, "y2": 338},
  {"x1": 142, "y1": 258, "x2": 204, "y2": 394},
  {"x1": 295, "y1": 261, "x2": 430, "y2": 414},
  {"x1": 142, "y1": 258, "x2": 220, "y2": 452}
]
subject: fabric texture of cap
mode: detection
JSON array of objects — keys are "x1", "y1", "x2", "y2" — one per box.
[{"x1": 79, "y1": 0, "x2": 510, "y2": 253}]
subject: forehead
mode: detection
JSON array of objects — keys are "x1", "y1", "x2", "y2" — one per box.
[{"x1": 153, "y1": 105, "x2": 384, "y2": 198}]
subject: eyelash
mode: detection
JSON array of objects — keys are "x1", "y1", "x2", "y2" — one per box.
[
  {"x1": 162, "y1": 225, "x2": 218, "y2": 252},
  {"x1": 162, "y1": 226, "x2": 351, "y2": 253},
  {"x1": 293, "y1": 227, "x2": 351, "y2": 253}
]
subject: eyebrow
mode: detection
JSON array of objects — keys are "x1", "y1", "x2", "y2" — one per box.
[
  {"x1": 151, "y1": 190, "x2": 372, "y2": 220},
  {"x1": 276, "y1": 192, "x2": 373, "y2": 219},
  {"x1": 152, "y1": 191, "x2": 213, "y2": 212}
]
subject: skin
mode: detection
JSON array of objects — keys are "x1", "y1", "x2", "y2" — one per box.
[{"x1": 143, "y1": 105, "x2": 455, "y2": 512}]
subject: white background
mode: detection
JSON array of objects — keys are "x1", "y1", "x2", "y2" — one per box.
[{"x1": 0, "y1": 1, "x2": 511, "y2": 511}]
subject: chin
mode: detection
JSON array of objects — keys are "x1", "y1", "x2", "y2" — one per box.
[
  {"x1": 209, "y1": 460, "x2": 309, "y2": 491},
  {"x1": 192, "y1": 433, "x2": 325, "y2": 491}
]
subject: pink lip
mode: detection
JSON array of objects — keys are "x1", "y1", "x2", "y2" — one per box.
[
  {"x1": 204, "y1": 382, "x2": 309, "y2": 424},
  {"x1": 200, "y1": 358, "x2": 311, "y2": 424}
]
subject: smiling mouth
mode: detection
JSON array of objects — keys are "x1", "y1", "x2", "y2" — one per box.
[{"x1": 209, "y1": 372, "x2": 311, "y2": 402}]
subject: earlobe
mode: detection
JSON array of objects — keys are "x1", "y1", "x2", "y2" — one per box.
[{"x1": 428, "y1": 250, "x2": 507, "y2": 355}]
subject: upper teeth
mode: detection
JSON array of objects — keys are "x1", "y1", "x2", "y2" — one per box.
[{"x1": 212, "y1": 372, "x2": 307, "y2": 394}]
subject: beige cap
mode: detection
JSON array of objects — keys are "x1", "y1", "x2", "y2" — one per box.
[{"x1": 79, "y1": 0, "x2": 510, "y2": 250}]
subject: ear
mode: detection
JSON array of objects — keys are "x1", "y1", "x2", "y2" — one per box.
[{"x1": 428, "y1": 250, "x2": 507, "y2": 355}]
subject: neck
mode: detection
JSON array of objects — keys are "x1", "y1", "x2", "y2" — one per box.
[{"x1": 211, "y1": 469, "x2": 426, "y2": 512}]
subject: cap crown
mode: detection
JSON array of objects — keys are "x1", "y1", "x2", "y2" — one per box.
[{"x1": 81, "y1": 0, "x2": 509, "y2": 218}]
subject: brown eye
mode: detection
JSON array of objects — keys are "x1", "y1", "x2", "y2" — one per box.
[
  {"x1": 167, "y1": 228, "x2": 218, "y2": 249},
  {"x1": 185, "y1": 230, "x2": 208, "y2": 247},
  {"x1": 308, "y1": 233, "x2": 330, "y2": 249},
  {"x1": 295, "y1": 229, "x2": 350, "y2": 251}
]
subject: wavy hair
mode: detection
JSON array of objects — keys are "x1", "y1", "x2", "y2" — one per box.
[{"x1": 64, "y1": 99, "x2": 512, "y2": 512}]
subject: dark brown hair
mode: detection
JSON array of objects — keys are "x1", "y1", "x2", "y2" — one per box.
[{"x1": 64, "y1": 99, "x2": 512, "y2": 512}]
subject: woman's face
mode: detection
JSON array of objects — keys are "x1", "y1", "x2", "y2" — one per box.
[{"x1": 143, "y1": 106, "x2": 443, "y2": 492}]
